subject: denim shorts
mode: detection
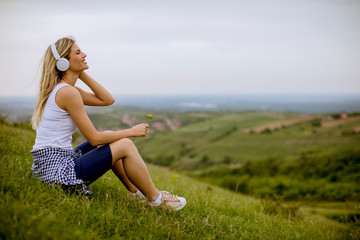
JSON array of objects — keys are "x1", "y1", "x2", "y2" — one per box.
[{"x1": 74, "y1": 141, "x2": 113, "y2": 184}]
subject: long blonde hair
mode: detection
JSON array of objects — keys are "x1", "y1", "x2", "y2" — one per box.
[{"x1": 31, "y1": 36, "x2": 75, "y2": 130}]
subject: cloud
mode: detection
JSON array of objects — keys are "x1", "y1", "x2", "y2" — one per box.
[{"x1": 0, "y1": 0, "x2": 359, "y2": 96}]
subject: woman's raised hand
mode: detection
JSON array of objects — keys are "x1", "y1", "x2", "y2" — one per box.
[
  {"x1": 78, "y1": 71, "x2": 88, "y2": 82},
  {"x1": 130, "y1": 123, "x2": 149, "y2": 137}
]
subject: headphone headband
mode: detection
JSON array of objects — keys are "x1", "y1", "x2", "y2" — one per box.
[
  {"x1": 50, "y1": 42, "x2": 60, "y2": 60},
  {"x1": 50, "y1": 42, "x2": 70, "y2": 71}
]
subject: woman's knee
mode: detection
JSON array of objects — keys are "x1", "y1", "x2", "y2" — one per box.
[
  {"x1": 115, "y1": 137, "x2": 134, "y2": 146},
  {"x1": 109, "y1": 138, "x2": 136, "y2": 158}
]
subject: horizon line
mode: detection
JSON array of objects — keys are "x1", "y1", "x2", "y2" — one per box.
[{"x1": 1, "y1": 92, "x2": 360, "y2": 98}]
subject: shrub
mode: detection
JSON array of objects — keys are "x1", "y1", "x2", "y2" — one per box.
[
  {"x1": 260, "y1": 128, "x2": 272, "y2": 134},
  {"x1": 310, "y1": 118, "x2": 322, "y2": 127}
]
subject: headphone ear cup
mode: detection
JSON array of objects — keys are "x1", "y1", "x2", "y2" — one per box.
[{"x1": 56, "y1": 58, "x2": 70, "y2": 71}]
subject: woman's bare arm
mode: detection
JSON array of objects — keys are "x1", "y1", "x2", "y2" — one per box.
[
  {"x1": 56, "y1": 85, "x2": 148, "y2": 146},
  {"x1": 75, "y1": 71, "x2": 115, "y2": 106}
]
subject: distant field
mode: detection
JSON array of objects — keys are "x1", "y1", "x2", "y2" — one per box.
[
  {"x1": 322, "y1": 115, "x2": 360, "y2": 128},
  {"x1": 133, "y1": 111, "x2": 360, "y2": 170},
  {"x1": 241, "y1": 114, "x2": 317, "y2": 133}
]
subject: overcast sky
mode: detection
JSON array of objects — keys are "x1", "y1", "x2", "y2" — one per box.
[{"x1": 0, "y1": 0, "x2": 359, "y2": 96}]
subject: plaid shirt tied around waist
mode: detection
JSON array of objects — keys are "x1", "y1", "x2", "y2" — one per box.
[{"x1": 30, "y1": 147, "x2": 92, "y2": 196}]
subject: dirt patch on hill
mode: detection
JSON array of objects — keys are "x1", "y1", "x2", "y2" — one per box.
[
  {"x1": 354, "y1": 127, "x2": 360, "y2": 133},
  {"x1": 322, "y1": 116, "x2": 360, "y2": 128},
  {"x1": 242, "y1": 115, "x2": 316, "y2": 133}
]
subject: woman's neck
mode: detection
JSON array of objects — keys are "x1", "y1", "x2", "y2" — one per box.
[{"x1": 59, "y1": 72, "x2": 79, "y2": 86}]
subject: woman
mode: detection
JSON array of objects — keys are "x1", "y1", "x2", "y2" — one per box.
[{"x1": 30, "y1": 36, "x2": 186, "y2": 211}]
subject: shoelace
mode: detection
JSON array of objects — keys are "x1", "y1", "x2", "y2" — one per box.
[{"x1": 161, "y1": 191, "x2": 180, "y2": 202}]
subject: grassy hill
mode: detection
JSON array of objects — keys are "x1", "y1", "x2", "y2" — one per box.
[
  {"x1": 1, "y1": 121, "x2": 359, "y2": 239},
  {"x1": 130, "y1": 110, "x2": 360, "y2": 231}
]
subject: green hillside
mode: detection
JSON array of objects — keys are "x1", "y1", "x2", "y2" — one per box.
[
  {"x1": 1, "y1": 121, "x2": 358, "y2": 239},
  {"x1": 139, "y1": 112, "x2": 359, "y2": 169},
  {"x1": 131, "y1": 110, "x2": 360, "y2": 229}
]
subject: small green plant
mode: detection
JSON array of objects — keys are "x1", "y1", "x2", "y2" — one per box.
[{"x1": 146, "y1": 114, "x2": 153, "y2": 124}]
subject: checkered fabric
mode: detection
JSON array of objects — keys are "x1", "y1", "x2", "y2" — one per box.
[{"x1": 30, "y1": 147, "x2": 92, "y2": 196}]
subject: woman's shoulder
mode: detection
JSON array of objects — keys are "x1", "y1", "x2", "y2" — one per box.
[
  {"x1": 56, "y1": 85, "x2": 83, "y2": 109},
  {"x1": 57, "y1": 84, "x2": 80, "y2": 97}
]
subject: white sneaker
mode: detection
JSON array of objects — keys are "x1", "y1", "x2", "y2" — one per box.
[
  {"x1": 149, "y1": 191, "x2": 187, "y2": 211},
  {"x1": 127, "y1": 190, "x2": 146, "y2": 203}
]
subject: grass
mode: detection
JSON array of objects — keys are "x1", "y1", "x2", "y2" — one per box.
[{"x1": 1, "y1": 121, "x2": 359, "y2": 239}]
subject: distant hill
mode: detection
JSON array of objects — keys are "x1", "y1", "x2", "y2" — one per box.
[{"x1": 1, "y1": 93, "x2": 360, "y2": 118}]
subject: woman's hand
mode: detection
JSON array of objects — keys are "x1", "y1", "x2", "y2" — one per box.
[
  {"x1": 78, "y1": 71, "x2": 87, "y2": 83},
  {"x1": 130, "y1": 123, "x2": 149, "y2": 137}
]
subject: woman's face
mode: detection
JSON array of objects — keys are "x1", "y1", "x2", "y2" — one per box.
[{"x1": 68, "y1": 43, "x2": 89, "y2": 72}]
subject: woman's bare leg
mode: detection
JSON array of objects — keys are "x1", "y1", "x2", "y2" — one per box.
[
  {"x1": 112, "y1": 159, "x2": 138, "y2": 193},
  {"x1": 110, "y1": 138, "x2": 159, "y2": 201}
]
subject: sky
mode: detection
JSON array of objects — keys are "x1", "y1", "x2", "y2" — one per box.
[{"x1": 0, "y1": 0, "x2": 359, "y2": 96}]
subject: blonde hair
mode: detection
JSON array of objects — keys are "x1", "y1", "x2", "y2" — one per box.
[{"x1": 31, "y1": 36, "x2": 75, "y2": 130}]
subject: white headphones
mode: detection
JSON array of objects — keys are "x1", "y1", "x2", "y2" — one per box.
[{"x1": 50, "y1": 42, "x2": 70, "y2": 71}]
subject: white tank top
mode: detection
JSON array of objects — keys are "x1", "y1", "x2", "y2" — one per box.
[{"x1": 33, "y1": 83, "x2": 78, "y2": 150}]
